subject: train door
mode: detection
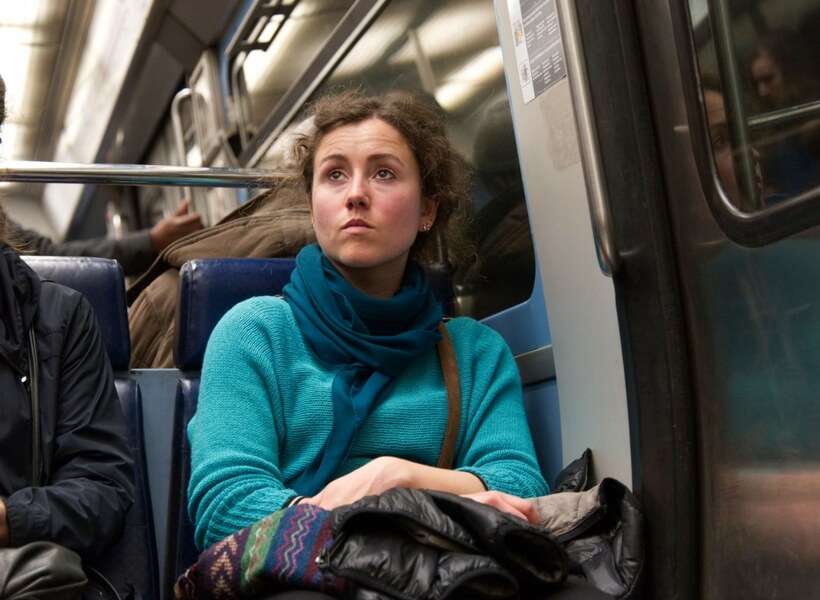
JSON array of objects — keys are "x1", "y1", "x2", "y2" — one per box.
[
  {"x1": 638, "y1": 0, "x2": 820, "y2": 597},
  {"x1": 500, "y1": 0, "x2": 820, "y2": 597}
]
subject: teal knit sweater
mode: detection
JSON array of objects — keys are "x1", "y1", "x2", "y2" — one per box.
[{"x1": 188, "y1": 296, "x2": 548, "y2": 550}]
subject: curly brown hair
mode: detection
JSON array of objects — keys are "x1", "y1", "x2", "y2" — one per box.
[{"x1": 292, "y1": 89, "x2": 473, "y2": 267}]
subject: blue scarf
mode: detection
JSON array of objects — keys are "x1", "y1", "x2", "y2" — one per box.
[{"x1": 283, "y1": 244, "x2": 443, "y2": 495}]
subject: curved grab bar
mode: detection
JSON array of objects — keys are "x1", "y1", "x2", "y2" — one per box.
[
  {"x1": 0, "y1": 160, "x2": 282, "y2": 188},
  {"x1": 556, "y1": 0, "x2": 621, "y2": 276},
  {"x1": 170, "y1": 88, "x2": 195, "y2": 200}
]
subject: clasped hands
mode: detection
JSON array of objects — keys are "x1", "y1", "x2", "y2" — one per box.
[{"x1": 299, "y1": 456, "x2": 539, "y2": 524}]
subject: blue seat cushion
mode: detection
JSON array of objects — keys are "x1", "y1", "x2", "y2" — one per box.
[
  {"x1": 165, "y1": 378, "x2": 200, "y2": 585},
  {"x1": 22, "y1": 256, "x2": 130, "y2": 370},
  {"x1": 89, "y1": 379, "x2": 159, "y2": 599},
  {"x1": 173, "y1": 258, "x2": 296, "y2": 370}
]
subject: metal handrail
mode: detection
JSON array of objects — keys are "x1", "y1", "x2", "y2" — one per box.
[
  {"x1": 0, "y1": 160, "x2": 283, "y2": 188},
  {"x1": 707, "y1": 0, "x2": 760, "y2": 212},
  {"x1": 748, "y1": 100, "x2": 820, "y2": 130},
  {"x1": 556, "y1": 0, "x2": 621, "y2": 276}
]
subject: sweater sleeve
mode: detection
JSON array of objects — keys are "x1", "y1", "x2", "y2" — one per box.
[
  {"x1": 448, "y1": 319, "x2": 549, "y2": 499},
  {"x1": 187, "y1": 298, "x2": 297, "y2": 550},
  {"x1": 4, "y1": 293, "x2": 135, "y2": 559}
]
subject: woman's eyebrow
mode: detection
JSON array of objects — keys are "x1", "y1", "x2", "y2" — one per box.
[
  {"x1": 318, "y1": 152, "x2": 405, "y2": 166},
  {"x1": 317, "y1": 152, "x2": 348, "y2": 166},
  {"x1": 367, "y1": 152, "x2": 405, "y2": 166}
]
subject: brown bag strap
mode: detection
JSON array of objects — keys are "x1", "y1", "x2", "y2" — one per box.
[{"x1": 436, "y1": 322, "x2": 461, "y2": 469}]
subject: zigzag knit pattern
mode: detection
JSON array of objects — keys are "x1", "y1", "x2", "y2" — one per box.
[{"x1": 174, "y1": 504, "x2": 346, "y2": 599}]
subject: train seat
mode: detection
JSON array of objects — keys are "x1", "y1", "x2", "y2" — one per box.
[
  {"x1": 166, "y1": 258, "x2": 296, "y2": 587},
  {"x1": 22, "y1": 255, "x2": 130, "y2": 370},
  {"x1": 22, "y1": 255, "x2": 159, "y2": 600}
]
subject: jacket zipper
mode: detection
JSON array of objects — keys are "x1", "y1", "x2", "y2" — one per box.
[{"x1": 28, "y1": 326, "x2": 40, "y2": 487}]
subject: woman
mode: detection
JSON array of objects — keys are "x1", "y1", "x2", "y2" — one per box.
[{"x1": 187, "y1": 91, "x2": 548, "y2": 557}]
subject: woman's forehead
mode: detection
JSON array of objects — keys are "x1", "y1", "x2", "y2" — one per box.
[{"x1": 315, "y1": 118, "x2": 412, "y2": 159}]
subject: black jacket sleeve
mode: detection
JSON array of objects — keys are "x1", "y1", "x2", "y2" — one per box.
[
  {"x1": 11, "y1": 220, "x2": 156, "y2": 276},
  {"x1": 4, "y1": 292, "x2": 135, "y2": 559}
]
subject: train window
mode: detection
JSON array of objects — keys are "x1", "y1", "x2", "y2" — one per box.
[
  {"x1": 293, "y1": 0, "x2": 536, "y2": 319},
  {"x1": 680, "y1": 2, "x2": 820, "y2": 596},
  {"x1": 228, "y1": 0, "x2": 355, "y2": 150},
  {"x1": 688, "y1": 0, "x2": 820, "y2": 220}
]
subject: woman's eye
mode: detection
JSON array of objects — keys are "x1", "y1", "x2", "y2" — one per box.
[
  {"x1": 328, "y1": 169, "x2": 344, "y2": 181},
  {"x1": 375, "y1": 168, "x2": 394, "y2": 179},
  {"x1": 711, "y1": 134, "x2": 728, "y2": 151}
]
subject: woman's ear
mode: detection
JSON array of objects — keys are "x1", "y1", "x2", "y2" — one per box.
[{"x1": 421, "y1": 196, "x2": 440, "y2": 224}]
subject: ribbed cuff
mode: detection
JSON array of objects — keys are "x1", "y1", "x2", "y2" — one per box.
[{"x1": 286, "y1": 495, "x2": 305, "y2": 508}]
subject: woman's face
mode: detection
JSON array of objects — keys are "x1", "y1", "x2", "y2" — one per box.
[
  {"x1": 751, "y1": 50, "x2": 785, "y2": 108},
  {"x1": 705, "y1": 90, "x2": 763, "y2": 206},
  {"x1": 310, "y1": 117, "x2": 438, "y2": 297}
]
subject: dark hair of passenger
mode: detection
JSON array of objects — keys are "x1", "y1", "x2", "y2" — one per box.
[
  {"x1": 748, "y1": 29, "x2": 819, "y2": 106},
  {"x1": 293, "y1": 89, "x2": 473, "y2": 267}
]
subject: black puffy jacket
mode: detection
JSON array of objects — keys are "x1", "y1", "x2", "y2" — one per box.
[
  {"x1": 0, "y1": 243, "x2": 134, "y2": 559},
  {"x1": 321, "y1": 488, "x2": 568, "y2": 599}
]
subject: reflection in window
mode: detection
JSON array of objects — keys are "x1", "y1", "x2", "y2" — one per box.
[
  {"x1": 299, "y1": 0, "x2": 536, "y2": 319},
  {"x1": 685, "y1": 2, "x2": 820, "y2": 598},
  {"x1": 691, "y1": 0, "x2": 820, "y2": 210},
  {"x1": 746, "y1": 30, "x2": 820, "y2": 201}
]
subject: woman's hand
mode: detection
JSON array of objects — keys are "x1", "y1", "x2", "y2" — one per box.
[
  {"x1": 461, "y1": 490, "x2": 540, "y2": 524},
  {"x1": 304, "y1": 456, "x2": 407, "y2": 510},
  {"x1": 303, "y1": 457, "x2": 486, "y2": 510}
]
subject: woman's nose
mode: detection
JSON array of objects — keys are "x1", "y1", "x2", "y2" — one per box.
[{"x1": 345, "y1": 175, "x2": 370, "y2": 208}]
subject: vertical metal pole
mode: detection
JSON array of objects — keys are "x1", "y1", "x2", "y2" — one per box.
[{"x1": 706, "y1": 0, "x2": 761, "y2": 211}]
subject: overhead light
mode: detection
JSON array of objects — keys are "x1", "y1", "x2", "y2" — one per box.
[
  {"x1": 390, "y1": 4, "x2": 499, "y2": 64},
  {"x1": 435, "y1": 47, "x2": 504, "y2": 112}
]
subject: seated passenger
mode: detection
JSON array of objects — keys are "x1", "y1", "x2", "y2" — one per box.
[
  {"x1": 126, "y1": 182, "x2": 316, "y2": 368},
  {"x1": 455, "y1": 96, "x2": 536, "y2": 318},
  {"x1": 0, "y1": 199, "x2": 135, "y2": 595},
  {"x1": 187, "y1": 90, "x2": 548, "y2": 567}
]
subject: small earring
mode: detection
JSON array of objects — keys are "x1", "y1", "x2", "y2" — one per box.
[{"x1": 421, "y1": 223, "x2": 431, "y2": 232}]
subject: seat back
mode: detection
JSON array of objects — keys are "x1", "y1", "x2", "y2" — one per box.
[
  {"x1": 22, "y1": 256, "x2": 130, "y2": 370},
  {"x1": 173, "y1": 258, "x2": 297, "y2": 370},
  {"x1": 22, "y1": 255, "x2": 159, "y2": 600},
  {"x1": 166, "y1": 258, "x2": 296, "y2": 586}
]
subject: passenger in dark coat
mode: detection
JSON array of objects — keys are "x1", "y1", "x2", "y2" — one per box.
[{"x1": 0, "y1": 202, "x2": 135, "y2": 559}]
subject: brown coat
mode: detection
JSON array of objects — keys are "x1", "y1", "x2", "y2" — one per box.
[{"x1": 127, "y1": 185, "x2": 315, "y2": 368}]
